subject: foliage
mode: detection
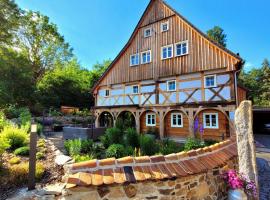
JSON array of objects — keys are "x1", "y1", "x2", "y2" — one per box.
[
  {"x1": 184, "y1": 137, "x2": 204, "y2": 151},
  {"x1": 0, "y1": 126, "x2": 28, "y2": 150},
  {"x1": 102, "y1": 127, "x2": 124, "y2": 148},
  {"x1": 19, "y1": 107, "x2": 31, "y2": 126},
  {"x1": 37, "y1": 138, "x2": 46, "y2": 148},
  {"x1": 0, "y1": 111, "x2": 10, "y2": 131},
  {"x1": 139, "y1": 135, "x2": 159, "y2": 156},
  {"x1": 159, "y1": 138, "x2": 183, "y2": 155},
  {"x1": 0, "y1": 137, "x2": 10, "y2": 157},
  {"x1": 207, "y1": 26, "x2": 227, "y2": 47},
  {"x1": 9, "y1": 156, "x2": 21, "y2": 165},
  {"x1": 36, "y1": 152, "x2": 45, "y2": 160},
  {"x1": 14, "y1": 146, "x2": 29, "y2": 156},
  {"x1": 64, "y1": 139, "x2": 81, "y2": 156},
  {"x1": 73, "y1": 154, "x2": 94, "y2": 163},
  {"x1": 105, "y1": 144, "x2": 126, "y2": 158},
  {"x1": 8, "y1": 162, "x2": 45, "y2": 185},
  {"x1": 204, "y1": 139, "x2": 218, "y2": 146},
  {"x1": 89, "y1": 59, "x2": 112, "y2": 88},
  {"x1": 222, "y1": 169, "x2": 257, "y2": 198},
  {"x1": 80, "y1": 139, "x2": 94, "y2": 154},
  {"x1": 145, "y1": 127, "x2": 159, "y2": 138},
  {"x1": 124, "y1": 128, "x2": 140, "y2": 148}
]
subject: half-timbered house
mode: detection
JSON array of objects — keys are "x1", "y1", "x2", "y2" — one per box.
[{"x1": 92, "y1": 0, "x2": 246, "y2": 141}]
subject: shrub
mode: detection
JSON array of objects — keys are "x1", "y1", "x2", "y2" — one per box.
[
  {"x1": 19, "y1": 108, "x2": 31, "y2": 128},
  {"x1": 38, "y1": 147, "x2": 46, "y2": 154},
  {"x1": 0, "y1": 126, "x2": 28, "y2": 150},
  {"x1": 9, "y1": 157, "x2": 21, "y2": 165},
  {"x1": 37, "y1": 123, "x2": 43, "y2": 135},
  {"x1": 124, "y1": 128, "x2": 139, "y2": 148},
  {"x1": 81, "y1": 139, "x2": 94, "y2": 154},
  {"x1": 0, "y1": 137, "x2": 10, "y2": 156},
  {"x1": 73, "y1": 154, "x2": 94, "y2": 163},
  {"x1": 100, "y1": 135, "x2": 110, "y2": 149},
  {"x1": 105, "y1": 144, "x2": 126, "y2": 158},
  {"x1": 145, "y1": 127, "x2": 159, "y2": 138},
  {"x1": 37, "y1": 139, "x2": 46, "y2": 148},
  {"x1": 204, "y1": 139, "x2": 218, "y2": 146},
  {"x1": 184, "y1": 137, "x2": 204, "y2": 151},
  {"x1": 36, "y1": 152, "x2": 45, "y2": 160},
  {"x1": 9, "y1": 162, "x2": 45, "y2": 184},
  {"x1": 139, "y1": 135, "x2": 159, "y2": 156},
  {"x1": 0, "y1": 111, "x2": 10, "y2": 131},
  {"x1": 14, "y1": 146, "x2": 29, "y2": 156},
  {"x1": 159, "y1": 138, "x2": 183, "y2": 155},
  {"x1": 102, "y1": 127, "x2": 123, "y2": 147},
  {"x1": 64, "y1": 139, "x2": 81, "y2": 156}
]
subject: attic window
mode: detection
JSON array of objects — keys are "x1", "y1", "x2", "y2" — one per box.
[
  {"x1": 144, "y1": 28, "x2": 152, "y2": 38},
  {"x1": 175, "y1": 41, "x2": 188, "y2": 56},
  {"x1": 130, "y1": 53, "x2": 139, "y2": 66},
  {"x1": 105, "y1": 89, "x2": 110, "y2": 97},
  {"x1": 161, "y1": 21, "x2": 169, "y2": 32}
]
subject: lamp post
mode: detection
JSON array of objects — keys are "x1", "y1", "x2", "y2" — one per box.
[{"x1": 28, "y1": 123, "x2": 37, "y2": 190}]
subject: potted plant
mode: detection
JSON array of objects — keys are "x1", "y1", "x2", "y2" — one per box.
[{"x1": 221, "y1": 169, "x2": 257, "y2": 200}]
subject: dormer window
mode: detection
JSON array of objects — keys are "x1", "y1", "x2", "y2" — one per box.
[
  {"x1": 167, "y1": 80, "x2": 176, "y2": 91},
  {"x1": 144, "y1": 28, "x2": 152, "y2": 38},
  {"x1": 161, "y1": 21, "x2": 169, "y2": 32},
  {"x1": 204, "y1": 75, "x2": 217, "y2": 88},
  {"x1": 141, "y1": 50, "x2": 151, "y2": 64},
  {"x1": 175, "y1": 41, "x2": 188, "y2": 56},
  {"x1": 105, "y1": 89, "x2": 110, "y2": 97},
  {"x1": 130, "y1": 53, "x2": 139, "y2": 66}
]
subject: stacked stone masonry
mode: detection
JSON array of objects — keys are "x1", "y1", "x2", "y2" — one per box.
[{"x1": 62, "y1": 138, "x2": 238, "y2": 200}]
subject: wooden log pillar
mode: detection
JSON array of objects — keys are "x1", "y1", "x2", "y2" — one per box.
[
  {"x1": 135, "y1": 112, "x2": 140, "y2": 134},
  {"x1": 159, "y1": 111, "x2": 165, "y2": 139},
  {"x1": 188, "y1": 109, "x2": 194, "y2": 137}
]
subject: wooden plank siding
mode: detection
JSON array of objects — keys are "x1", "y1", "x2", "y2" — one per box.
[
  {"x1": 237, "y1": 86, "x2": 247, "y2": 104},
  {"x1": 96, "y1": 0, "x2": 241, "y2": 89},
  {"x1": 140, "y1": 111, "x2": 160, "y2": 134}
]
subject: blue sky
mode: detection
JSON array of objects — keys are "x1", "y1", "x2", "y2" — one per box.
[{"x1": 16, "y1": 0, "x2": 270, "y2": 71}]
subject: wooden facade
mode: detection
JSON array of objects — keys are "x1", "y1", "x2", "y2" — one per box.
[{"x1": 93, "y1": 0, "x2": 243, "y2": 141}]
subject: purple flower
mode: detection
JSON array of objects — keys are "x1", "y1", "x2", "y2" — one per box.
[
  {"x1": 199, "y1": 124, "x2": 204, "y2": 135},
  {"x1": 194, "y1": 117, "x2": 199, "y2": 132}
]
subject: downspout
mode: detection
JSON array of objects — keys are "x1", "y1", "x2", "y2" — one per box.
[{"x1": 234, "y1": 68, "x2": 242, "y2": 107}]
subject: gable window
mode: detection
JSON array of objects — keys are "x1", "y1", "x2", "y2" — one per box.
[
  {"x1": 141, "y1": 50, "x2": 151, "y2": 64},
  {"x1": 161, "y1": 45, "x2": 173, "y2": 60},
  {"x1": 146, "y1": 113, "x2": 156, "y2": 126},
  {"x1": 204, "y1": 75, "x2": 217, "y2": 88},
  {"x1": 167, "y1": 80, "x2": 176, "y2": 91},
  {"x1": 130, "y1": 53, "x2": 139, "y2": 66},
  {"x1": 171, "y1": 113, "x2": 183, "y2": 127},
  {"x1": 132, "y1": 85, "x2": 139, "y2": 94},
  {"x1": 161, "y1": 21, "x2": 169, "y2": 32},
  {"x1": 175, "y1": 41, "x2": 188, "y2": 56},
  {"x1": 144, "y1": 28, "x2": 152, "y2": 38},
  {"x1": 203, "y1": 113, "x2": 218, "y2": 129},
  {"x1": 105, "y1": 89, "x2": 110, "y2": 97}
]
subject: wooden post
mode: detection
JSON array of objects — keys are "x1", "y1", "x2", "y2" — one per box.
[{"x1": 28, "y1": 124, "x2": 37, "y2": 190}]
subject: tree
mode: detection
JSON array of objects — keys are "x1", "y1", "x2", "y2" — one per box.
[
  {"x1": 37, "y1": 59, "x2": 92, "y2": 108},
  {"x1": 89, "y1": 59, "x2": 111, "y2": 88},
  {"x1": 16, "y1": 11, "x2": 73, "y2": 82},
  {"x1": 0, "y1": 48, "x2": 34, "y2": 107},
  {"x1": 0, "y1": 0, "x2": 20, "y2": 45},
  {"x1": 260, "y1": 59, "x2": 270, "y2": 106},
  {"x1": 207, "y1": 26, "x2": 227, "y2": 47}
]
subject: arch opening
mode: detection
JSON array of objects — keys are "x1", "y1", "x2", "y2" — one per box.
[{"x1": 99, "y1": 111, "x2": 114, "y2": 128}]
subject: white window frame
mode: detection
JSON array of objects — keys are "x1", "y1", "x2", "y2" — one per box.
[
  {"x1": 130, "y1": 53, "x2": 139, "y2": 66},
  {"x1": 161, "y1": 44, "x2": 173, "y2": 60},
  {"x1": 146, "y1": 113, "x2": 156, "y2": 126},
  {"x1": 203, "y1": 113, "x2": 219, "y2": 129},
  {"x1": 171, "y1": 113, "x2": 183, "y2": 128},
  {"x1": 161, "y1": 21, "x2": 169, "y2": 32},
  {"x1": 132, "y1": 85, "x2": 139, "y2": 94},
  {"x1": 144, "y1": 28, "x2": 152, "y2": 38},
  {"x1": 141, "y1": 50, "x2": 151, "y2": 64},
  {"x1": 204, "y1": 75, "x2": 217, "y2": 88},
  {"x1": 167, "y1": 80, "x2": 176, "y2": 92},
  {"x1": 105, "y1": 89, "x2": 110, "y2": 97},
  {"x1": 175, "y1": 40, "x2": 189, "y2": 57}
]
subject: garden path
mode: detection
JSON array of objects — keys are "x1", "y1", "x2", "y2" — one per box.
[{"x1": 45, "y1": 132, "x2": 65, "y2": 153}]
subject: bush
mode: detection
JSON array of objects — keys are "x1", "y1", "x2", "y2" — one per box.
[
  {"x1": 145, "y1": 127, "x2": 159, "y2": 138},
  {"x1": 19, "y1": 108, "x2": 31, "y2": 127},
  {"x1": 0, "y1": 111, "x2": 10, "y2": 131},
  {"x1": 102, "y1": 127, "x2": 124, "y2": 148},
  {"x1": 105, "y1": 144, "x2": 126, "y2": 158},
  {"x1": 0, "y1": 126, "x2": 28, "y2": 150},
  {"x1": 36, "y1": 152, "x2": 45, "y2": 160},
  {"x1": 139, "y1": 135, "x2": 159, "y2": 156},
  {"x1": 81, "y1": 139, "x2": 94, "y2": 154},
  {"x1": 9, "y1": 162, "x2": 45, "y2": 184},
  {"x1": 184, "y1": 137, "x2": 204, "y2": 151},
  {"x1": 37, "y1": 123, "x2": 43, "y2": 135},
  {"x1": 204, "y1": 139, "x2": 218, "y2": 146},
  {"x1": 159, "y1": 138, "x2": 183, "y2": 155},
  {"x1": 9, "y1": 156, "x2": 21, "y2": 165},
  {"x1": 37, "y1": 139, "x2": 46, "y2": 148},
  {"x1": 0, "y1": 137, "x2": 10, "y2": 156},
  {"x1": 64, "y1": 139, "x2": 81, "y2": 156},
  {"x1": 14, "y1": 146, "x2": 29, "y2": 156},
  {"x1": 124, "y1": 128, "x2": 139, "y2": 148},
  {"x1": 73, "y1": 154, "x2": 94, "y2": 163}
]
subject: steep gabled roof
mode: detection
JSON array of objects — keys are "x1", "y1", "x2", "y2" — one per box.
[{"x1": 92, "y1": 0, "x2": 242, "y2": 93}]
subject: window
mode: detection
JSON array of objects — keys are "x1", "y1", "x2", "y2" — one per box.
[
  {"x1": 105, "y1": 89, "x2": 110, "y2": 97},
  {"x1": 144, "y1": 28, "x2": 152, "y2": 38},
  {"x1": 130, "y1": 53, "x2": 139, "y2": 66},
  {"x1": 141, "y1": 50, "x2": 151, "y2": 64},
  {"x1": 175, "y1": 41, "x2": 188, "y2": 56},
  {"x1": 171, "y1": 113, "x2": 183, "y2": 127},
  {"x1": 161, "y1": 21, "x2": 169, "y2": 32},
  {"x1": 146, "y1": 113, "x2": 156, "y2": 126},
  {"x1": 132, "y1": 85, "x2": 139, "y2": 94},
  {"x1": 167, "y1": 80, "x2": 176, "y2": 91},
  {"x1": 204, "y1": 75, "x2": 217, "y2": 88},
  {"x1": 203, "y1": 113, "x2": 219, "y2": 128},
  {"x1": 161, "y1": 45, "x2": 173, "y2": 59}
]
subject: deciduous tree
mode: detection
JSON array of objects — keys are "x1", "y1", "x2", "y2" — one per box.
[{"x1": 207, "y1": 26, "x2": 227, "y2": 47}]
